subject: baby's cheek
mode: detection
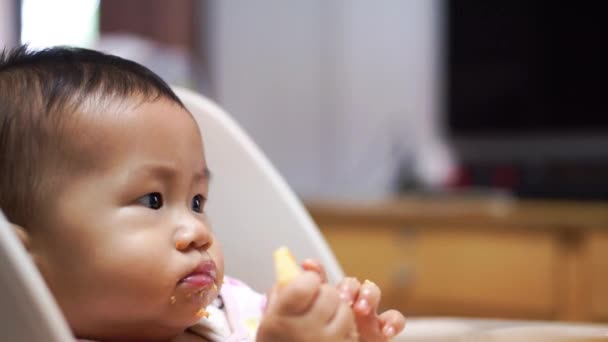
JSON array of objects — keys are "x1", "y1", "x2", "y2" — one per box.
[
  {"x1": 210, "y1": 241, "x2": 225, "y2": 281},
  {"x1": 91, "y1": 257, "x2": 170, "y2": 313}
]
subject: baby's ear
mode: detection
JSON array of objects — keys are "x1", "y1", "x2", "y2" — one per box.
[{"x1": 11, "y1": 223, "x2": 32, "y2": 252}]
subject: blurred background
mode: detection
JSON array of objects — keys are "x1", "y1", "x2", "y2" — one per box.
[{"x1": 2, "y1": 0, "x2": 608, "y2": 323}]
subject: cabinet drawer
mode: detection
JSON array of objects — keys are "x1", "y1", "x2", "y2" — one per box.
[
  {"x1": 322, "y1": 225, "x2": 558, "y2": 319},
  {"x1": 588, "y1": 231, "x2": 608, "y2": 321},
  {"x1": 405, "y1": 228, "x2": 557, "y2": 318},
  {"x1": 321, "y1": 224, "x2": 412, "y2": 312}
]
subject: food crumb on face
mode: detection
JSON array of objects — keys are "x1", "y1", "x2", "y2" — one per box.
[
  {"x1": 195, "y1": 308, "x2": 209, "y2": 319},
  {"x1": 170, "y1": 296, "x2": 176, "y2": 304}
]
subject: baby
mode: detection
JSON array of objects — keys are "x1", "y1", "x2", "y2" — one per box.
[{"x1": 0, "y1": 45, "x2": 405, "y2": 342}]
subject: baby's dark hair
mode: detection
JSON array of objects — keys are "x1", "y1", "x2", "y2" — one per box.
[{"x1": 0, "y1": 45, "x2": 186, "y2": 228}]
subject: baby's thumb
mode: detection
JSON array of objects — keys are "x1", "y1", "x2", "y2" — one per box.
[{"x1": 301, "y1": 258, "x2": 327, "y2": 283}]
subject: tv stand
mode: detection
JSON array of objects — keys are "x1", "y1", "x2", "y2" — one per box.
[{"x1": 451, "y1": 159, "x2": 608, "y2": 201}]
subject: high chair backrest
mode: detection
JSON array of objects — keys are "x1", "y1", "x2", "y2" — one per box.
[
  {"x1": 0, "y1": 210, "x2": 73, "y2": 341},
  {"x1": 173, "y1": 87, "x2": 344, "y2": 292}
]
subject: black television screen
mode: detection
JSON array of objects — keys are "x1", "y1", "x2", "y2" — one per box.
[{"x1": 447, "y1": 1, "x2": 608, "y2": 136}]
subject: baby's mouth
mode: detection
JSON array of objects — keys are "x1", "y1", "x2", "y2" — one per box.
[{"x1": 179, "y1": 260, "x2": 217, "y2": 288}]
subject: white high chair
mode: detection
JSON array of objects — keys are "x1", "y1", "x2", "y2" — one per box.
[{"x1": 0, "y1": 211, "x2": 74, "y2": 341}]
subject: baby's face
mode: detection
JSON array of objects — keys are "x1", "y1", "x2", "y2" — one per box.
[{"x1": 29, "y1": 99, "x2": 223, "y2": 341}]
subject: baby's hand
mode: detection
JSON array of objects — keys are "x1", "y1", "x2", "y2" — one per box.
[
  {"x1": 256, "y1": 271, "x2": 358, "y2": 342},
  {"x1": 302, "y1": 259, "x2": 406, "y2": 341},
  {"x1": 338, "y1": 277, "x2": 406, "y2": 341}
]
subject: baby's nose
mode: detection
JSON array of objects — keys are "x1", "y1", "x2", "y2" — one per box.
[{"x1": 173, "y1": 216, "x2": 213, "y2": 251}]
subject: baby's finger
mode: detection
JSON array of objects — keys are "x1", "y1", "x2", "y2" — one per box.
[
  {"x1": 326, "y1": 300, "x2": 357, "y2": 341},
  {"x1": 336, "y1": 277, "x2": 360, "y2": 306},
  {"x1": 378, "y1": 310, "x2": 406, "y2": 339},
  {"x1": 310, "y1": 284, "x2": 341, "y2": 323},
  {"x1": 301, "y1": 258, "x2": 327, "y2": 283},
  {"x1": 353, "y1": 279, "x2": 381, "y2": 316},
  {"x1": 275, "y1": 271, "x2": 322, "y2": 315}
]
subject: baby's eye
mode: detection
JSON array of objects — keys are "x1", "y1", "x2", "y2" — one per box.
[
  {"x1": 192, "y1": 194, "x2": 205, "y2": 213},
  {"x1": 137, "y1": 192, "x2": 163, "y2": 210}
]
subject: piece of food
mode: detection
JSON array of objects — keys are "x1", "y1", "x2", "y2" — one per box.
[
  {"x1": 273, "y1": 246, "x2": 301, "y2": 286},
  {"x1": 195, "y1": 307, "x2": 209, "y2": 319}
]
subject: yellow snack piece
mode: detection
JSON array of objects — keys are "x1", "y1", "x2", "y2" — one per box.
[{"x1": 273, "y1": 246, "x2": 301, "y2": 286}]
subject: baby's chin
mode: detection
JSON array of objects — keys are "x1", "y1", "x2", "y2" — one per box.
[{"x1": 170, "y1": 285, "x2": 219, "y2": 325}]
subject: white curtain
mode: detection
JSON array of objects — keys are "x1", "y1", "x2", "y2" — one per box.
[
  {"x1": 208, "y1": 0, "x2": 453, "y2": 200},
  {"x1": 0, "y1": 0, "x2": 19, "y2": 48}
]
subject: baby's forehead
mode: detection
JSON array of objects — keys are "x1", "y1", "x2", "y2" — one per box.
[
  {"x1": 65, "y1": 95, "x2": 140, "y2": 140},
  {"x1": 59, "y1": 96, "x2": 166, "y2": 161},
  {"x1": 66, "y1": 95, "x2": 201, "y2": 162},
  {"x1": 73, "y1": 93, "x2": 185, "y2": 130},
  {"x1": 76, "y1": 92, "x2": 153, "y2": 119}
]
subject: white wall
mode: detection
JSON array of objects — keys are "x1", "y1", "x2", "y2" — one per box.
[{"x1": 209, "y1": 0, "x2": 453, "y2": 199}]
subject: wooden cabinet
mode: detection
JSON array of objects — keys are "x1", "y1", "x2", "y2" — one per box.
[
  {"x1": 307, "y1": 197, "x2": 608, "y2": 322},
  {"x1": 588, "y1": 231, "x2": 608, "y2": 320}
]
